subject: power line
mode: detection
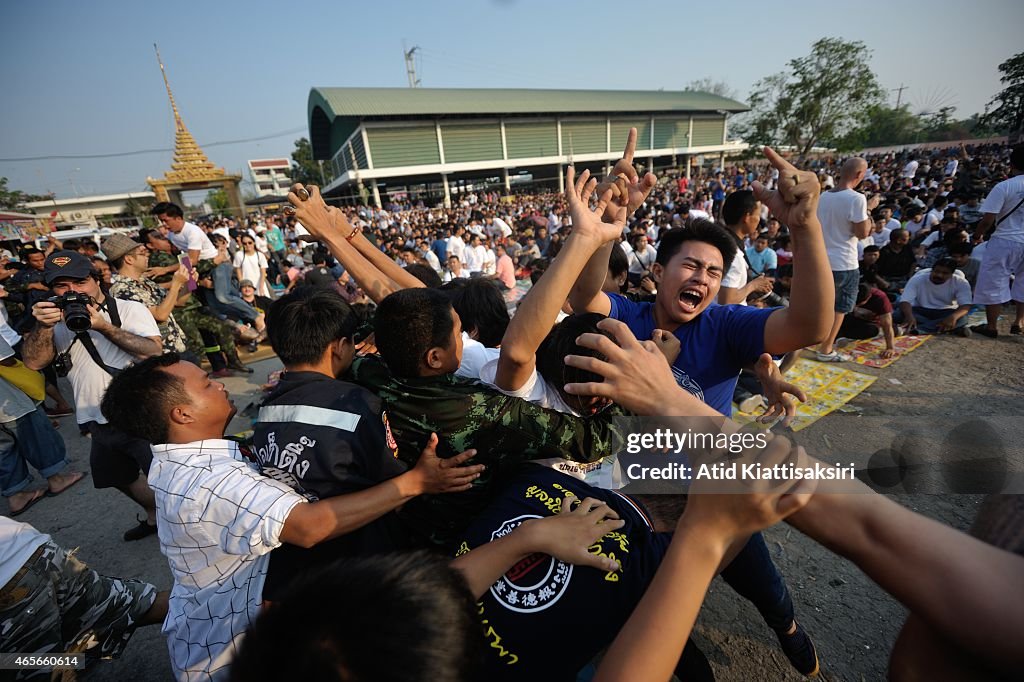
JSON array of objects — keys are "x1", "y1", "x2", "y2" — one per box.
[{"x1": 0, "y1": 126, "x2": 307, "y2": 163}]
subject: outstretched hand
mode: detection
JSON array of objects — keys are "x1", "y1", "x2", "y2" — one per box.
[
  {"x1": 410, "y1": 433, "x2": 485, "y2": 495},
  {"x1": 565, "y1": 166, "x2": 626, "y2": 244},
  {"x1": 596, "y1": 128, "x2": 658, "y2": 216},
  {"x1": 680, "y1": 433, "x2": 816, "y2": 543},
  {"x1": 750, "y1": 148, "x2": 820, "y2": 229}
]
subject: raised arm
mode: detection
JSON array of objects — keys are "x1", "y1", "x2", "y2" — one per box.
[
  {"x1": 495, "y1": 167, "x2": 624, "y2": 392},
  {"x1": 285, "y1": 186, "x2": 408, "y2": 303},
  {"x1": 755, "y1": 148, "x2": 833, "y2": 354},
  {"x1": 149, "y1": 266, "x2": 189, "y2": 322},
  {"x1": 569, "y1": 128, "x2": 656, "y2": 316},
  {"x1": 568, "y1": 318, "x2": 1024, "y2": 676},
  {"x1": 346, "y1": 222, "x2": 425, "y2": 292},
  {"x1": 595, "y1": 439, "x2": 813, "y2": 682},
  {"x1": 788, "y1": 484, "x2": 1024, "y2": 673}
]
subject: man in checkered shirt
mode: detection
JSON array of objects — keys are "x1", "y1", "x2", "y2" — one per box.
[{"x1": 99, "y1": 353, "x2": 484, "y2": 681}]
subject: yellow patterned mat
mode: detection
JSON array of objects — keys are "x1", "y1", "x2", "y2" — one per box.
[
  {"x1": 841, "y1": 334, "x2": 931, "y2": 369},
  {"x1": 733, "y1": 357, "x2": 876, "y2": 432}
]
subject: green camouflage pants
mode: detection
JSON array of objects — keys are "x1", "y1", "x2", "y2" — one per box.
[
  {"x1": 176, "y1": 307, "x2": 241, "y2": 364},
  {"x1": 0, "y1": 543, "x2": 157, "y2": 679}
]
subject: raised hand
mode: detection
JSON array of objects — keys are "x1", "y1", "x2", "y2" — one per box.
[
  {"x1": 750, "y1": 147, "x2": 820, "y2": 229},
  {"x1": 596, "y1": 128, "x2": 658, "y2": 216},
  {"x1": 565, "y1": 166, "x2": 626, "y2": 244},
  {"x1": 752, "y1": 353, "x2": 806, "y2": 426},
  {"x1": 680, "y1": 433, "x2": 816, "y2": 540},
  {"x1": 650, "y1": 328, "x2": 681, "y2": 365},
  {"x1": 285, "y1": 184, "x2": 336, "y2": 240}
]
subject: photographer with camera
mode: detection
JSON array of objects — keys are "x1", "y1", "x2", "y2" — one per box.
[{"x1": 22, "y1": 250, "x2": 164, "y2": 541}]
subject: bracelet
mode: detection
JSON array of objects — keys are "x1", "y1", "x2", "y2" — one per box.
[{"x1": 345, "y1": 225, "x2": 361, "y2": 241}]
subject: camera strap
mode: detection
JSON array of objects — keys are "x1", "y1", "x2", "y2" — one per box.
[{"x1": 74, "y1": 331, "x2": 122, "y2": 377}]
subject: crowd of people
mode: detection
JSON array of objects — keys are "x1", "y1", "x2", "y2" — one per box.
[{"x1": 0, "y1": 131, "x2": 1022, "y2": 681}]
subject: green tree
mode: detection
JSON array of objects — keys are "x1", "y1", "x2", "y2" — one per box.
[
  {"x1": 685, "y1": 78, "x2": 738, "y2": 101},
  {"x1": 123, "y1": 195, "x2": 157, "y2": 228},
  {"x1": 291, "y1": 137, "x2": 333, "y2": 187},
  {"x1": 739, "y1": 38, "x2": 884, "y2": 157},
  {"x1": 838, "y1": 105, "x2": 923, "y2": 150},
  {"x1": 0, "y1": 177, "x2": 53, "y2": 210},
  {"x1": 979, "y1": 51, "x2": 1024, "y2": 141},
  {"x1": 206, "y1": 189, "x2": 229, "y2": 213}
]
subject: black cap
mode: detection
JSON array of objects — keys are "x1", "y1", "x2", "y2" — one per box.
[{"x1": 44, "y1": 250, "x2": 93, "y2": 285}]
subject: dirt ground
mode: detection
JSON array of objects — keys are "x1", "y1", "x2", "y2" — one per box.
[{"x1": 12, "y1": 314, "x2": 1023, "y2": 682}]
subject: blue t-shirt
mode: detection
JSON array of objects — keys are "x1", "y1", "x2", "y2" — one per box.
[
  {"x1": 431, "y1": 238, "x2": 448, "y2": 262},
  {"x1": 607, "y1": 293, "x2": 774, "y2": 415},
  {"x1": 711, "y1": 181, "x2": 726, "y2": 201},
  {"x1": 745, "y1": 246, "x2": 778, "y2": 275}
]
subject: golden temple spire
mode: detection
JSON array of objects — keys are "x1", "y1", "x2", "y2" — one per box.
[{"x1": 153, "y1": 43, "x2": 221, "y2": 182}]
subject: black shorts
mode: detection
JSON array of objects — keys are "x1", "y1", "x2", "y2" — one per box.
[{"x1": 86, "y1": 422, "x2": 153, "y2": 489}]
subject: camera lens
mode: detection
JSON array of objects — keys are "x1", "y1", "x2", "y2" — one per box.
[{"x1": 62, "y1": 298, "x2": 92, "y2": 333}]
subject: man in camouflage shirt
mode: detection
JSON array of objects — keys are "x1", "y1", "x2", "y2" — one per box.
[{"x1": 350, "y1": 287, "x2": 623, "y2": 547}]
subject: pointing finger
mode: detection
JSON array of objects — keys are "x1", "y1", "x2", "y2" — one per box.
[
  {"x1": 763, "y1": 146, "x2": 795, "y2": 172},
  {"x1": 622, "y1": 127, "x2": 637, "y2": 164}
]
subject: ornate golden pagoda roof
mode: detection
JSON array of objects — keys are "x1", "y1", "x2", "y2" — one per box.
[{"x1": 151, "y1": 44, "x2": 229, "y2": 184}]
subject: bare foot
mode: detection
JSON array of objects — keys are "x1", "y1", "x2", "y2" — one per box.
[
  {"x1": 9, "y1": 489, "x2": 46, "y2": 516},
  {"x1": 47, "y1": 471, "x2": 86, "y2": 496}
]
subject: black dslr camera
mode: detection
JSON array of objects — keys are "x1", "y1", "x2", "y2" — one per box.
[{"x1": 49, "y1": 293, "x2": 93, "y2": 333}]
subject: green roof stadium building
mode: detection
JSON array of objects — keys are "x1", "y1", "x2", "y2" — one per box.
[{"x1": 307, "y1": 87, "x2": 749, "y2": 207}]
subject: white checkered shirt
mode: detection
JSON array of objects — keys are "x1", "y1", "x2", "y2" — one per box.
[{"x1": 148, "y1": 439, "x2": 306, "y2": 681}]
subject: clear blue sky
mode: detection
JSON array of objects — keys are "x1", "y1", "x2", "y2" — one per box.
[{"x1": 2, "y1": 0, "x2": 1021, "y2": 199}]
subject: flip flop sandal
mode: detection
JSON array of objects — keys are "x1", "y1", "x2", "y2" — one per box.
[{"x1": 10, "y1": 489, "x2": 46, "y2": 517}]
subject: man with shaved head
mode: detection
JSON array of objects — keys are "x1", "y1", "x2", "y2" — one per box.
[{"x1": 815, "y1": 157, "x2": 880, "y2": 361}]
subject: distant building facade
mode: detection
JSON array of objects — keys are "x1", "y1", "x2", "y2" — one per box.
[
  {"x1": 247, "y1": 158, "x2": 294, "y2": 197},
  {"x1": 23, "y1": 191, "x2": 156, "y2": 229},
  {"x1": 307, "y1": 87, "x2": 749, "y2": 207}
]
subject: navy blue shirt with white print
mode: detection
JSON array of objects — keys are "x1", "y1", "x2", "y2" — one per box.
[{"x1": 457, "y1": 467, "x2": 670, "y2": 681}]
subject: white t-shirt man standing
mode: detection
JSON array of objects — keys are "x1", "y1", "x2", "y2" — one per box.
[
  {"x1": 814, "y1": 157, "x2": 878, "y2": 361},
  {"x1": 971, "y1": 150, "x2": 1024, "y2": 337}
]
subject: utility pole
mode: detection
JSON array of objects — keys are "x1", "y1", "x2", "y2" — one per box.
[
  {"x1": 892, "y1": 84, "x2": 908, "y2": 109},
  {"x1": 403, "y1": 44, "x2": 421, "y2": 88}
]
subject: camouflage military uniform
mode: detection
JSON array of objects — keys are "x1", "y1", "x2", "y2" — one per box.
[
  {"x1": 0, "y1": 541, "x2": 157, "y2": 678},
  {"x1": 176, "y1": 301, "x2": 242, "y2": 365},
  {"x1": 146, "y1": 249, "x2": 179, "y2": 284},
  {"x1": 349, "y1": 355, "x2": 624, "y2": 547}
]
